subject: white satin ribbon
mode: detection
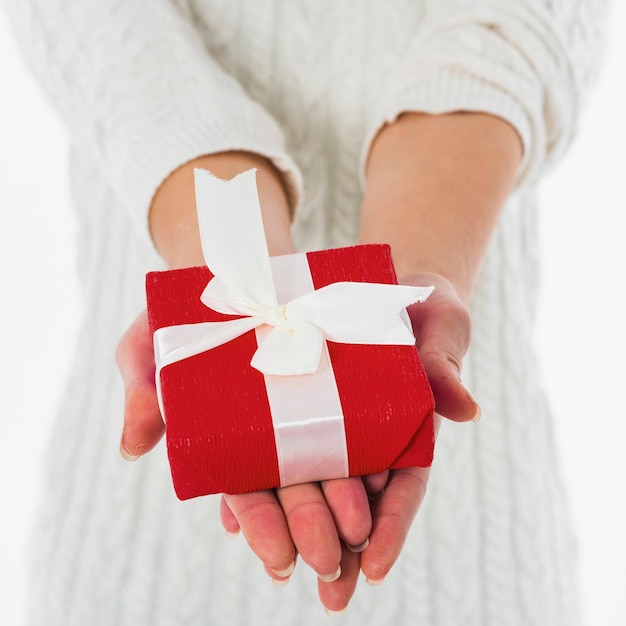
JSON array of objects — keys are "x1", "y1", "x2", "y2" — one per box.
[
  {"x1": 259, "y1": 253, "x2": 348, "y2": 485},
  {"x1": 153, "y1": 168, "x2": 433, "y2": 378}
]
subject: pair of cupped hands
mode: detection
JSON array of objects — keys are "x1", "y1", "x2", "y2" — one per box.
[
  {"x1": 116, "y1": 276, "x2": 477, "y2": 615},
  {"x1": 114, "y1": 111, "x2": 520, "y2": 615},
  {"x1": 117, "y1": 274, "x2": 472, "y2": 614}
]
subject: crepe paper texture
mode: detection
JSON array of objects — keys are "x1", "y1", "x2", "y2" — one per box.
[{"x1": 146, "y1": 243, "x2": 435, "y2": 499}]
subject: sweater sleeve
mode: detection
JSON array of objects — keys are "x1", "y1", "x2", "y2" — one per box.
[
  {"x1": 361, "y1": 0, "x2": 610, "y2": 187},
  {"x1": 3, "y1": 0, "x2": 303, "y2": 241}
]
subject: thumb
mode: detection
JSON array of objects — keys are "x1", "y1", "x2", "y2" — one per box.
[
  {"x1": 406, "y1": 277, "x2": 480, "y2": 423},
  {"x1": 419, "y1": 346, "x2": 480, "y2": 422},
  {"x1": 115, "y1": 310, "x2": 165, "y2": 460}
]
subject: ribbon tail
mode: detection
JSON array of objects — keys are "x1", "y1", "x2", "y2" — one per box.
[
  {"x1": 194, "y1": 168, "x2": 278, "y2": 311},
  {"x1": 287, "y1": 282, "x2": 434, "y2": 345}
]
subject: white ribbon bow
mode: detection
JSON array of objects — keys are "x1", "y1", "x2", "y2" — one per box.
[{"x1": 153, "y1": 168, "x2": 433, "y2": 377}]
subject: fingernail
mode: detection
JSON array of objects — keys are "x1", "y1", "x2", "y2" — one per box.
[
  {"x1": 463, "y1": 386, "x2": 482, "y2": 422},
  {"x1": 325, "y1": 606, "x2": 347, "y2": 617},
  {"x1": 318, "y1": 564, "x2": 341, "y2": 583},
  {"x1": 471, "y1": 404, "x2": 482, "y2": 422},
  {"x1": 365, "y1": 576, "x2": 385, "y2": 586},
  {"x1": 270, "y1": 561, "x2": 295, "y2": 578},
  {"x1": 224, "y1": 529, "x2": 239, "y2": 539},
  {"x1": 346, "y1": 537, "x2": 369, "y2": 553},
  {"x1": 272, "y1": 576, "x2": 290, "y2": 587},
  {"x1": 119, "y1": 442, "x2": 139, "y2": 462}
]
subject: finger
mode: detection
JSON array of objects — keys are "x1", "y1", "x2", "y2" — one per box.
[
  {"x1": 320, "y1": 477, "x2": 371, "y2": 551},
  {"x1": 420, "y1": 346, "x2": 479, "y2": 422},
  {"x1": 224, "y1": 491, "x2": 296, "y2": 577},
  {"x1": 318, "y1": 544, "x2": 361, "y2": 616},
  {"x1": 115, "y1": 310, "x2": 165, "y2": 459},
  {"x1": 361, "y1": 470, "x2": 389, "y2": 499},
  {"x1": 360, "y1": 466, "x2": 430, "y2": 584},
  {"x1": 219, "y1": 495, "x2": 240, "y2": 537},
  {"x1": 276, "y1": 482, "x2": 343, "y2": 582},
  {"x1": 408, "y1": 280, "x2": 479, "y2": 422},
  {"x1": 263, "y1": 555, "x2": 298, "y2": 587}
]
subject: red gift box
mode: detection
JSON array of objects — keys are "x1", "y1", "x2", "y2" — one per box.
[{"x1": 147, "y1": 243, "x2": 435, "y2": 499}]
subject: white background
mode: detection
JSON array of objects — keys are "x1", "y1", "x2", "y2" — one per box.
[{"x1": 1, "y1": 6, "x2": 624, "y2": 626}]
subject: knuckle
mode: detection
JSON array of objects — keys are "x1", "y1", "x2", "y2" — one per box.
[
  {"x1": 284, "y1": 499, "x2": 329, "y2": 523},
  {"x1": 225, "y1": 493, "x2": 276, "y2": 521}
]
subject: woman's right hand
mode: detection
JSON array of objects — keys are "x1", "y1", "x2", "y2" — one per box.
[
  {"x1": 115, "y1": 308, "x2": 373, "y2": 608},
  {"x1": 116, "y1": 152, "x2": 379, "y2": 611},
  {"x1": 116, "y1": 310, "x2": 164, "y2": 461}
]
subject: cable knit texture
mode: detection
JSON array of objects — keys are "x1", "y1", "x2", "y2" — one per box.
[{"x1": 4, "y1": 1, "x2": 608, "y2": 624}]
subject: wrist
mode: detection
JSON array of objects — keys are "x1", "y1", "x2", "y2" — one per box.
[
  {"x1": 359, "y1": 112, "x2": 522, "y2": 302},
  {"x1": 149, "y1": 151, "x2": 295, "y2": 268}
]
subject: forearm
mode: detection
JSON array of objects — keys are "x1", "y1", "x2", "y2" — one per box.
[
  {"x1": 149, "y1": 151, "x2": 295, "y2": 269},
  {"x1": 5, "y1": 1, "x2": 300, "y2": 241},
  {"x1": 359, "y1": 112, "x2": 522, "y2": 302}
]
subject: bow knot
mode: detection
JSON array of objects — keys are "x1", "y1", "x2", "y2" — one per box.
[{"x1": 266, "y1": 305, "x2": 288, "y2": 327}]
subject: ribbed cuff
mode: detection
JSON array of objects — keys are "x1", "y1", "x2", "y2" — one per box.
[
  {"x1": 360, "y1": 66, "x2": 536, "y2": 191},
  {"x1": 106, "y1": 111, "x2": 303, "y2": 252}
]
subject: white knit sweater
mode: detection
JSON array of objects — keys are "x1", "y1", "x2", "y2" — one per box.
[{"x1": 5, "y1": 1, "x2": 608, "y2": 625}]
